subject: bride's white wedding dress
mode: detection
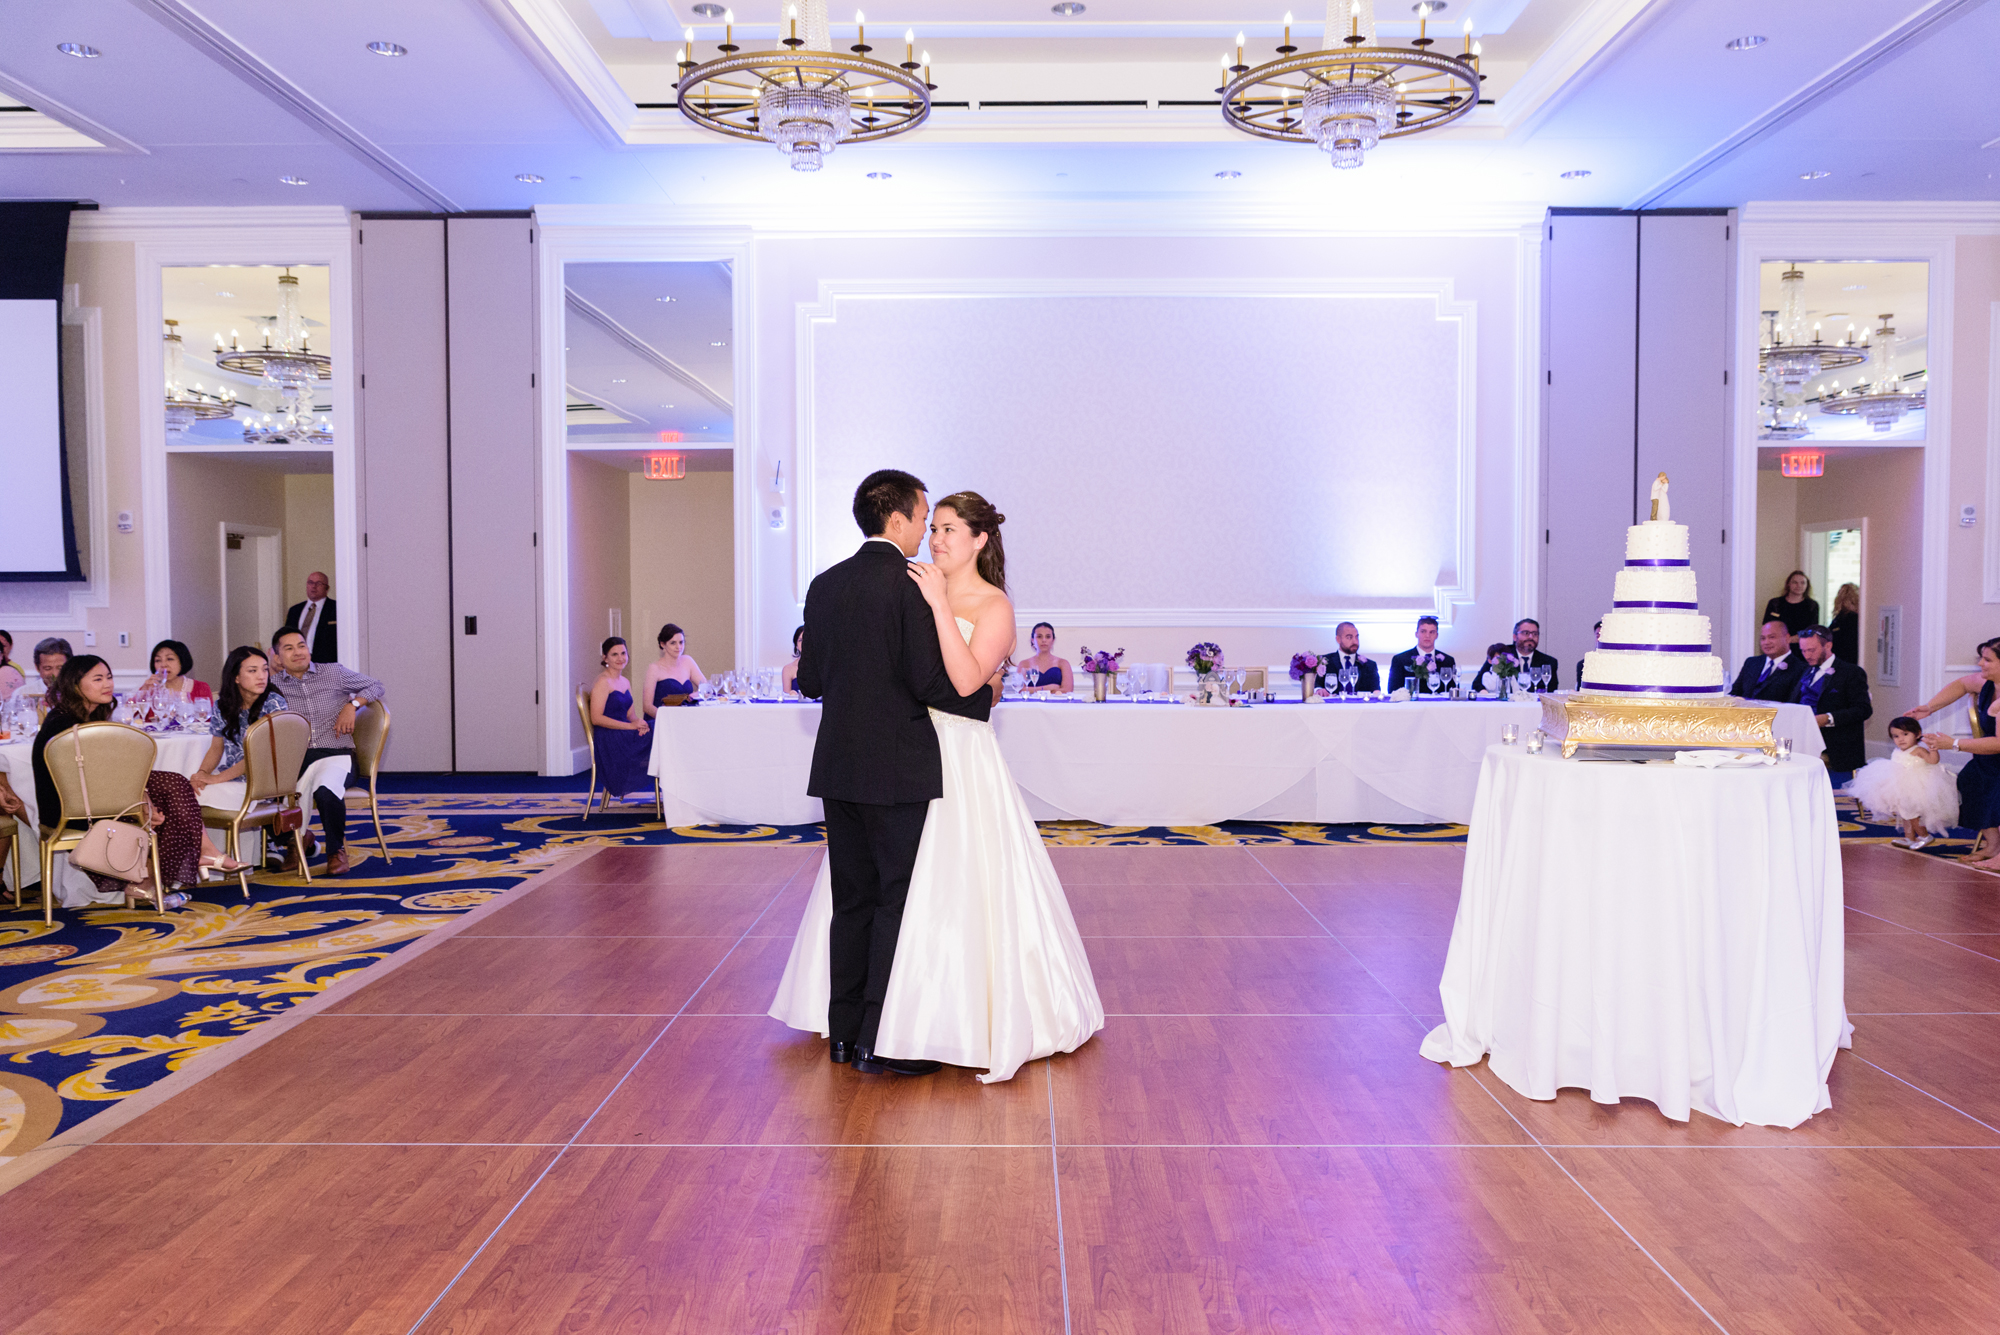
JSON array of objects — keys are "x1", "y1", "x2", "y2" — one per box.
[{"x1": 770, "y1": 617, "x2": 1105, "y2": 1082}]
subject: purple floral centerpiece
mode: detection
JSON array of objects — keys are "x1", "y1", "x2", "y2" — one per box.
[
  {"x1": 1186, "y1": 642, "x2": 1225, "y2": 674},
  {"x1": 1079, "y1": 647, "x2": 1124, "y2": 675},
  {"x1": 1288, "y1": 652, "x2": 1320, "y2": 681}
]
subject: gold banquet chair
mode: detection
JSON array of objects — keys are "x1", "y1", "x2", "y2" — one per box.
[
  {"x1": 576, "y1": 685, "x2": 602, "y2": 817},
  {"x1": 3, "y1": 808, "x2": 23, "y2": 910},
  {"x1": 347, "y1": 700, "x2": 394, "y2": 863},
  {"x1": 37, "y1": 721, "x2": 166, "y2": 925},
  {"x1": 202, "y1": 711, "x2": 313, "y2": 897}
]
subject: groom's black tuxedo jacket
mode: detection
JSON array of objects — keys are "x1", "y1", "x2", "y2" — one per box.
[{"x1": 796, "y1": 539, "x2": 990, "y2": 806}]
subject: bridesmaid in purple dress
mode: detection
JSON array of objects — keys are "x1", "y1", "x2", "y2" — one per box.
[{"x1": 589, "y1": 637, "x2": 652, "y2": 802}]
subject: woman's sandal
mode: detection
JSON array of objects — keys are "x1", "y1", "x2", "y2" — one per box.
[{"x1": 200, "y1": 854, "x2": 254, "y2": 876}]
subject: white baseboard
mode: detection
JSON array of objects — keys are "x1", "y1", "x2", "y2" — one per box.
[{"x1": 569, "y1": 745, "x2": 591, "y2": 776}]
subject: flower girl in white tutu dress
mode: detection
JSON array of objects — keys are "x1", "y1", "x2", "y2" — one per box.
[{"x1": 1848, "y1": 715, "x2": 1960, "y2": 849}]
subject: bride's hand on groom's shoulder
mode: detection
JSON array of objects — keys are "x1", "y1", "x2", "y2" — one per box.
[{"x1": 906, "y1": 561, "x2": 950, "y2": 610}]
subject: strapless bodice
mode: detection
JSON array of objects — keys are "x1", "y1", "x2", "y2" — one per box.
[
  {"x1": 653, "y1": 677, "x2": 693, "y2": 706},
  {"x1": 954, "y1": 616, "x2": 975, "y2": 643}
]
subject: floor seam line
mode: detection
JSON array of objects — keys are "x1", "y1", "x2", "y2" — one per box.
[
  {"x1": 402, "y1": 859, "x2": 811, "y2": 1334},
  {"x1": 1047, "y1": 1058, "x2": 1073, "y2": 1335},
  {"x1": 1850, "y1": 1054, "x2": 2000, "y2": 1135}
]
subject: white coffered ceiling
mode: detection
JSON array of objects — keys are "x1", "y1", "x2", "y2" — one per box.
[{"x1": 0, "y1": 0, "x2": 1992, "y2": 213}]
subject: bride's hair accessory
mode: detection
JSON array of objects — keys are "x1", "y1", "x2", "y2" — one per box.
[{"x1": 934, "y1": 491, "x2": 1008, "y2": 592}]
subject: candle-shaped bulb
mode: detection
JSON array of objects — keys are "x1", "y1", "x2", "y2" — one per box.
[
  {"x1": 1235, "y1": 31, "x2": 1244, "y2": 63},
  {"x1": 684, "y1": 27, "x2": 694, "y2": 42},
  {"x1": 1471, "y1": 39, "x2": 1481, "y2": 56},
  {"x1": 855, "y1": 9, "x2": 864, "y2": 23},
  {"x1": 905, "y1": 27, "x2": 914, "y2": 58}
]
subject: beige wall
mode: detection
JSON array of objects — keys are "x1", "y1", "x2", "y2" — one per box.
[
  {"x1": 566, "y1": 454, "x2": 633, "y2": 758},
  {"x1": 629, "y1": 468, "x2": 735, "y2": 679},
  {"x1": 1755, "y1": 472, "x2": 1801, "y2": 627},
  {"x1": 165, "y1": 454, "x2": 286, "y2": 676},
  {"x1": 282, "y1": 473, "x2": 335, "y2": 609},
  {"x1": 1947, "y1": 234, "x2": 2000, "y2": 670}
]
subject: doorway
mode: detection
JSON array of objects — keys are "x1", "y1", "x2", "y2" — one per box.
[
  {"x1": 1802, "y1": 522, "x2": 1862, "y2": 615},
  {"x1": 220, "y1": 522, "x2": 283, "y2": 661}
]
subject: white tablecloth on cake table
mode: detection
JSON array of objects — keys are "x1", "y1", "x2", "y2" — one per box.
[
  {"x1": 0, "y1": 731, "x2": 214, "y2": 903},
  {"x1": 1420, "y1": 745, "x2": 1850, "y2": 1128}
]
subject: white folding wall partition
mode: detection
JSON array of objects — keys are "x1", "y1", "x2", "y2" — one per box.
[
  {"x1": 354, "y1": 214, "x2": 541, "y2": 771},
  {"x1": 1542, "y1": 209, "x2": 1735, "y2": 670}
]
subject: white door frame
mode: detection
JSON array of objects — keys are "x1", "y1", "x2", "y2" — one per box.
[
  {"x1": 1799, "y1": 517, "x2": 1865, "y2": 662},
  {"x1": 217, "y1": 521, "x2": 283, "y2": 662}
]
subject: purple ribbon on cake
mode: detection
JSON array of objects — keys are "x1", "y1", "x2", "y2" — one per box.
[
  {"x1": 1623, "y1": 559, "x2": 1691, "y2": 567},
  {"x1": 1611, "y1": 600, "x2": 1699, "y2": 609},
  {"x1": 1581, "y1": 681, "x2": 1720, "y2": 693},
  {"x1": 1599, "y1": 642, "x2": 1710, "y2": 653}
]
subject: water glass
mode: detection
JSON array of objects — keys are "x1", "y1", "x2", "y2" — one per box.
[
  {"x1": 1776, "y1": 736, "x2": 1793, "y2": 760},
  {"x1": 1501, "y1": 723, "x2": 1520, "y2": 745}
]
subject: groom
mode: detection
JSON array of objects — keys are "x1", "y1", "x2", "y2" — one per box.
[{"x1": 796, "y1": 469, "x2": 989, "y2": 1076}]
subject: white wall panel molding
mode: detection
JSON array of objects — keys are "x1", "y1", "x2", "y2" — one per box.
[
  {"x1": 1730, "y1": 219, "x2": 1954, "y2": 698},
  {"x1": 1512, "y1": 221, "x2": 1545, "y2": 620},
  {"x1": 1985, "y1": 302, "x2": 2000, "y2": 603},
  {"x1": 795, "y1": 277, "x2": 1479, "y2": 630},
  {"x1": 71, "y1": 207, "x2": 355, "y2": 243},
  {"x1": 128, "y1": 223, "x2": 359, "y2": 664},
  {"x1": 532, "y1": 222, "x2": 758, "y2": 773}
]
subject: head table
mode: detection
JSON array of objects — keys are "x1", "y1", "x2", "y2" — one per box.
[{"x1": 646, "y1": 696, "x2": 1827, "y2": 830}]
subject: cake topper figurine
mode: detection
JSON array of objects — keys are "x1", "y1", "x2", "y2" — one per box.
[{"x1": 1649, "y1": 472, "x2": 1671, "y2": 523}]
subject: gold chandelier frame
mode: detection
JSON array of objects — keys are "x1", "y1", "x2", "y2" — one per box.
[
  {"x1": 676, "y1": 46, "x2": 933, "y2": 147},
  {"x1": 1221, "y1": 43, "x2": 1479, "y2": 146}
]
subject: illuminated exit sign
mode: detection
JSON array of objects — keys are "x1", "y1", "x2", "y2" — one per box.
[
  {"x1": 644, "y1": 454, "x2": 686, "y2": 480},
  {"x1": 1778, "y1": 450, "x2": 1825, "y2": 478}
]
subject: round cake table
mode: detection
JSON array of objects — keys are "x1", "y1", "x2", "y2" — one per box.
[{"x1": 1420, "y1": 744, "x2": 1850, "y2": 1128}]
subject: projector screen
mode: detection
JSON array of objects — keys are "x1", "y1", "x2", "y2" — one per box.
[{"x1": 0, "y1": 201, "x2": 82, "y2": 581}]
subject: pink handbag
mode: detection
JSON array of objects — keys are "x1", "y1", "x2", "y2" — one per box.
[{"x1": 65, "y1": 728, "x2": 153, "y2": 882}]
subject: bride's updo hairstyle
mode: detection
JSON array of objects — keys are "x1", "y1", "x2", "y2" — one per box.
[{"x1": 935, "y1": 491, "x2": 1007, "y2": 593}]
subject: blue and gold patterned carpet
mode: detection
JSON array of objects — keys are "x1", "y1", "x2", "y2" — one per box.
[{"x1": 0, "y1": 787, "x2": 1953, "y2": 1161}]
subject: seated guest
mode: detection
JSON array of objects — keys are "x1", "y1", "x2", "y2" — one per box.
[
  {"x1": 1472, "y1": 618, "x2": 1559, "y2": 692},
  {"x1": 0, "y1": 629, "x2": 24, "y2": 697},
  {"x1": 33, "y1": 637, "x2": 71, "y2": 690},
  {"x1": 1389, "y1": 616, "x2": 1456, "y2": 696},
  {"x1": 1788, "y1": 625, "x2": 1871, "y2": 788},
  {"x1": 0, "y1": 770, "x2": 23, "y2": 889},
  {"x1": 1018, "y1": 622, "x2": 1073, "y2": 693},
  {"x1": 269, "y1": 626, "x2": 386, "y2": 876},
  {"x1": 1828, "y1": 582, "x2": 1861, "y2": 664},
  {"x1": 1576, "y1": 620, "x2": 1601, "y2": 693},
  {"x1": 191, "y1": 645, "x2": 292, "y2": 811},
  {"x1": 1312, "y1": 621, "x2": 1380, "y2": 694},
  {"x1": 1915, "y1": 637, "x2": 2000, "y2": 862},
  {"x1": 33, "y1": 654, "x2": 244, "y2": 911},
  {"x1": 781, "y1": 624, "x2": 805, "y2": 695},
  {"x1": 1763, "y1": 570, "x2": 1819, "y2": 649},
  {"x1": 1730, "y1": 620, "x2": 1804, "y2": 701},
  {"x1": 642, "y1": 623, "x2": 706, "y2": 716},
  {"x1": 146, "y1": 639, "x2": 213, "y2": 702},
  {"x1": 591, "y1": 636, "x2": 652, "y2": 803}
]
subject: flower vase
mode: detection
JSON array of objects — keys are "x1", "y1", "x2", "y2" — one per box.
[
  {"x1": 1301, "y1": 676, "x2": 1314, "y2": 702},
  {"x1": 1091, "y1": 671, "x2": 1112, "y2": 703},
  {"x1": 1498, "y1": 675, "x2": 1513, "y2": 701}
]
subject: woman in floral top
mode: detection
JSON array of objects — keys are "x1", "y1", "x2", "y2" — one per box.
[{"x1": 192, "y1": 645, "x2": 291, "y2": 798}]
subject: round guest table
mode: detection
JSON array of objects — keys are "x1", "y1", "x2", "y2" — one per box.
[
  {"x1": 0, "y1": 731, "x2": 213, "y2": 902},
  {"x1": 1420, "y1": 744, "x2": 1850, "y2": 1128},
  {"x1": 647, "y1": 697, "x2": 1829, "y2": 830}
]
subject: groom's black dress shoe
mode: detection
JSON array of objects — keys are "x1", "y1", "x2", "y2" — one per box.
[
  {"x1": 852, "y1": 1047, "x2": 941, "y2": 1076},
  {"x1": 829, "y1": 1040, "x2": 855, "y2": 1065}
]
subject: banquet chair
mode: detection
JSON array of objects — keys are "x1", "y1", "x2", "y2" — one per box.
[
  {"x1": 346, "y1": 701, "x2": 394, "y2": 863},
  {"x1": 4, "y1": 809, "x2": 24, "y2": 910},
  {"x1": 37, "y1": 721, "x2": 165, "y2": 925},
  {"x1": 575, "y1": 686, "x2": 602, "y2": 817},
  {"x1": 1239, "y1": 668, "x2": 1267, "y2": 693},
  {"x1": 201, "y1": 711, "x2": 312, "y2": 897}
]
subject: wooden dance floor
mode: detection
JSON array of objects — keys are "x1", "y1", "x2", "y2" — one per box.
[{"x1": 4, "y1": 840, "x2": 2000, "y2": 1331}]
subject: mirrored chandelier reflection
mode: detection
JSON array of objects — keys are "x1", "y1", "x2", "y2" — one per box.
[
  {"x1": 1758, "y1": 262, "x2": 1868, "y2": 392},
  {"x1": 162, "y1": 318, "x2": 236, "y2": 436},
  {"x1": 1757, "y1": 311, "x2": 1808, "y2": 441},
  {"x1": 1818, "y1": 314, "x2": 1926, "y2": 434},
  {"x1": 213, "y1": 267, "x2": 333, "y2": 444}
]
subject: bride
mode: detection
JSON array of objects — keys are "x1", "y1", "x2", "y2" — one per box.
[{"x1": 770, "y1": 490, "x2": 1104, "y2": 1082}]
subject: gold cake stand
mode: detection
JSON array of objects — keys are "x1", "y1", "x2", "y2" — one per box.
[{"x1": 1538, "y1": 692, "x2": 1779, "y2": 759}]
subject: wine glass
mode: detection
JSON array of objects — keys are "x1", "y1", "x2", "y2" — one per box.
[
  {"x1": 1339, "y1": 664, "x2": 1357, "y2": 697},
  {"x1": 1427, "y1": 670, "x2": 1442, "y2": 698},
  {"x1": 1442, "y1": 664, "x2": 1459, "y2": 698}
]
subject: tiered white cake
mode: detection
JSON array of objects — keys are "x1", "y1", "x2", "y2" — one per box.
[{"x1": 1579, "y1": 520, "x2": 1727, "y2": 696}]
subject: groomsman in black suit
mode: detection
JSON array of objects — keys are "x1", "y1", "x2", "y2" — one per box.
[
  {"x1": 283, "y1": 571, "x2": 339, "y2": 664},
  {"x1": 1389, "y1": 616, "x2": 1457, "y2": 695},
  {"x1": 1576, "y1": 619, "x2": 1601, "y2": 692},
  {"x1": 796, "y1": 469, "x2": 990, "y2": 1077},
  {"x1": 1731, "y1": 620, "x2": 1805, "y2": 702},
  {"x1": 1788, "y1": 625, "x2": 1872, "y2": 786},
  {"x1": 1471, "y1": 618, "x2": 1561, "y2": 693},
  {"x1": 1312, "y1": 621, "x2": 1381, "y2": 694}
]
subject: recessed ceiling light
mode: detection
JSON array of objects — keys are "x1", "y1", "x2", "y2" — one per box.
[
  {"x1": 367, "y1": 41, "x2": 407, "y2": 56},
  {"x1": 57, "y1": 43, "x2": 101, "y2": 58},
  {"x1": 515, "y1": 173, "x2": 544, "y2": 183},
  {"x1": 1561, "y1": 169, "x2": 1591, "y2": 179},
  {"x1": 867, "y1": 171, "x2": 893, "y2": 179},
  {"x1": 1051, "y1": 2, "x2": 1085, "y2": 14},
  {"x1": 656, "y1": 296, "x2": 675, "y2": 302},
  {"x1": 1411, "y1": 1, "x2": 1447, "y2": 12},
  {"x1": 710, "y1": 340, "x2": 727, "y2": 346},
  {"x1": 1215, "y1": 169, "x2": 1241, "y2": 179},
  {"x1": 1800, "y1": 169, "x2": 1831, "y2": 180},
  {"x1": 279, "y1": 175, "x2": 309, "y2": 186},
  {"x1": 215, "y1": 291, "x2": 234, "y2": 298},
  {"x1": 1842, "y1": 284, "x2": 1867, "y2": 291},
  {"x1": 611, "y1": 378, "x2": 627, "y2": 383},
  {"x1": 691, "y1": 3, "x2": 726, "y2": 14},
  {"x1": 1725, "y1": 35, "x2": 1767, "y2": 51}
]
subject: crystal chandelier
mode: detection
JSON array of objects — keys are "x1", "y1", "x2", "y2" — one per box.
[
  {"x1": 213, "y1": 267, "x2": 333, "y2": 444},
  {"x1": 676, "y1": 0, "x2": 934, "y2": 172},
  {"x1": 1756, "y1": 311, "x2": 1809, "y2": 441},
  {"x1": 1759, "y1": 262, "x2": 1868, "y2": 391},
  {"x1": 1818, "y1": 314, "x2": 1925, "y2": 434},
  {"x1": 1219, "y1": 0, "x2": 1482, "y2": 170},
  {"x1": 162, "y1": 319, "x2": 236, "y2": 435}
]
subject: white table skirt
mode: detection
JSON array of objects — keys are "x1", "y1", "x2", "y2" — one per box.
[
  {"x1": 0, "y1": 732, "x2": 213, "y2": 901},
  {"x1": 1420, "y1": 745, "x2": 1850, "y2": 1128},
  {"x1": 648, "y1": 698, "x2": 1827, "y2": 829}
]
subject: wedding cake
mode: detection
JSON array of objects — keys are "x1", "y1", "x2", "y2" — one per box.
[{"x1": 1578, "y1": 517, "x2": 1727, "y2": 696}]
